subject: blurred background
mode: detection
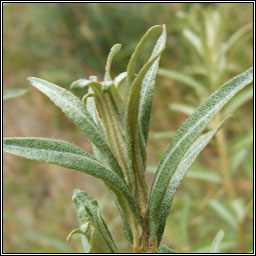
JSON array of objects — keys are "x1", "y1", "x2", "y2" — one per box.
[{"x1": 3, "y1": 3, "x2": 253, "y2": 253}]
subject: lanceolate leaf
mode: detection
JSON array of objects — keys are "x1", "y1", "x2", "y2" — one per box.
[
  {"x1": 104, "y1": 44, "x2": 122, "y2": 81},
  {"x1": 3, "y1": 138, "x2": 140, "y2": 220},
  {"x1": 125, "y1": 25, "x2": 166, "y2": 213},
  {"x1": 126, "y1": 25, "x2": 163, "y2": 89},
  {"x1": 87, "y1": 94, "x2": 137, "y2": 240},
  {"x1": 156, "y1": 125, "x2": 224, "y2": 243},
  {"x1": 139, "y1": 25, "x2": 167, "y2": 145},
  {"x1": 210, "y1": 230, "x2": 224, "y2": 253},
  {"x1": 27, "y1": 77, "x2": 123, "y2": 179},
  {"x1": 149, "y1": 67, "x2": 253, "y2": 240},
  {"x1": 70, "y1": 189, "x2": 118, "y2": 253}
]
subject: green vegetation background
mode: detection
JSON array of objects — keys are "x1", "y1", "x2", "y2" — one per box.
[{"x1": 3, "y1": 3, "x2": 253, "y2": 253}]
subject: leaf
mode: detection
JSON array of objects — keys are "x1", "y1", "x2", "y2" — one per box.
[
  {"x1": 158, "y1": 244, "x2": 176, "y2": 253},
  {"x1": 156, "y1": 122, "x2": 225, "y2": 243},
  {"x1": 3, "y1": 89, "x2": 28, "y2": 101},
  {"x1": 27, "y1": 77, "x2": 123, "y2": 179},
  {"x1": 86, "y1": 94, "x2": 138, "y2": 242},
  {"x1": 125, "y1": 24, "x2": 166, "y2": 214},
  {"x1": 68, "y1": 189, "x2": 118, "y2": 253},
  {"x1": 138, "y1": 25, "x2": 167, "y2": 144},
  {"x1": 126, "y1": 24, "x2": 166, "y2": 175},
  {"x1": 106, "y1": 185, "x2": 133, "y2": 243},
  {"x1": 208, "y1": 199, "x2": 238, "y2": 229},
  {"x1": 158, "y1": 68, "x2": 208, "y2": 98},
  {"x1": 104, "y1": 44, "x2": 122, "y2": 81},
  {"x1": 210, "y1": 230, "x2": 224, "y2": 253},
  {"x1": 126, "y1": 25, "x2": 163, "y2": 88},
  {"x1": 3, "y1": 137, "x2": 140, "y2": 220},
  {"x1": 149, "y1": 66, "x2": 252, "y2": 241}
]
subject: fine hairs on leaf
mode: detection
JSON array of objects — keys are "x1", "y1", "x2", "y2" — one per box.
[{"x1": 3, "y1": 23, "x2": 253, "y2": 253}]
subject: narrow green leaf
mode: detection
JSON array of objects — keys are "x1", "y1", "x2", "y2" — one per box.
[
  {"x1": 3, "y1": 89, "x2": 28, "y2": 101},
  {"x1": 69, "y1": 189, "x2": 118, "y2": 253},
  {"x1": 149, "y1": 66, "x2": 252, "y2": 241},
  {"x1": 3, "y1": 138, "x2": 140, "y2": 220},
  {"x1": 86, "y1": 95, "x2": 138, "y2": 238},
  {"x1": 210, "y1": 230, "x2": 224, "y2": 253},
  {"x1": 138, "y1": 25, "x2": 167, "y2": 144},
  {"x1": 156, "y1": 127, "x2": 222, "y2": 242},
  {"x1": 126, "y1": 25, "x2": 163, "y2": 89},
  {"x1": 27, "y1": 77, "x2": 123, "y2": 179},
  {"x1": 158, "y1": 244, "x2": 176, "y2": 253},
  {"x1": 104, "y1": 44, "x2": 122, "y2": 81},
  {"x1": 106, "y1": 185, "x2": 133, "y2": 243},
  {"x1": 158, "y1": 68, "x2": 208, "y2": 98},
  {"x1": 126, "y1": 25, "x2": 166, "y2": 185}
]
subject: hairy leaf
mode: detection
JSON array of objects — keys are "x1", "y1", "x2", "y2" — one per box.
[
  {"x1": 27, "y1": 77, "x2": 123, "y2": 179},
  {"x1": 3, "y1": 138, "x2": 140, "y2": 220},
  {"x1": 125, "y1": 25, "x2": 166, "y2": 214},
  {"x1": 149, "y1": 67, "x2": 253, "y2": 240},
  {"x1": 156, "y1": 122, "x2": 225, "y2": 243},
  {"x1": 104, "y1": 44, "x2": 122, "y2": 81},
  {"x1": 126, "y1": 25, "x2": 163, "y2": 89},
  {"x1": 68, "y1": 189, "x2": 118, "y2": 253}
]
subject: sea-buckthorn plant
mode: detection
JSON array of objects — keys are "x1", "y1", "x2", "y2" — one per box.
[{"x1": 3, "y1": 25, "x2": 253, "y2": 253}]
